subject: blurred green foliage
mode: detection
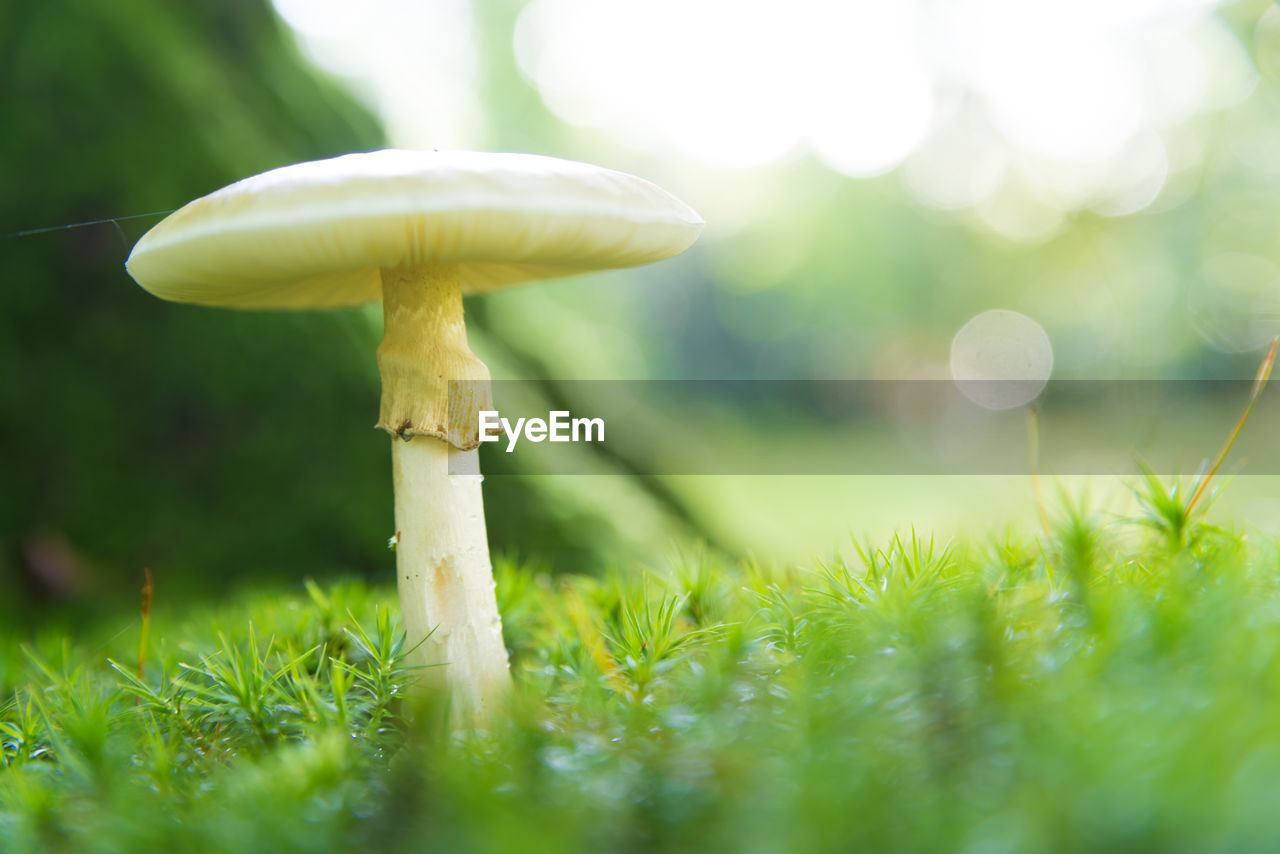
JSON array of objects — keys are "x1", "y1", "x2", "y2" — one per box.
[{"x1": 7, "y1": 0, "x2": 1280, "y2": 621}]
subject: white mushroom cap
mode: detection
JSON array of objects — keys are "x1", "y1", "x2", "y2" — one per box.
[{"x1": 126, "y1": 150, "x2": 705, "y2": 309}]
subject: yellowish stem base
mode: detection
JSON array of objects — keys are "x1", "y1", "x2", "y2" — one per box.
[{"x1": 376, "y1": 264, "x2": 492, "y2": 449}]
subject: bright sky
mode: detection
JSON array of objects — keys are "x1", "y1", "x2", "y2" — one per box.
[{"x1": 272, "y1": 0, "x2": 1258, "y2": 241}]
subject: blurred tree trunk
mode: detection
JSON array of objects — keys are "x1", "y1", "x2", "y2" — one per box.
[{"x1": 0, "y1": 0, "x2": 388, "y2": 620}]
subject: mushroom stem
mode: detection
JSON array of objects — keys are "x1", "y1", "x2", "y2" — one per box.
[
  {"x1": 376, "y1": 264, "x2": 509, "y2": 720},
  {"x1": 391, "y1": 439, "x2": 509, "y2": 719}
]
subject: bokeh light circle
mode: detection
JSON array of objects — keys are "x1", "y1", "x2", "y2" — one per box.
[{"x1": 950, "y1": 309, "x2": 1054, "y2": 410}]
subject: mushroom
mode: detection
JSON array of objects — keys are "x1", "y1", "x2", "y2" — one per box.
[{"x1": 125, "y1": 150, "x2": 703, "y2": 719}]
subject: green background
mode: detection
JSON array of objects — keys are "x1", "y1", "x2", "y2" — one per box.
[{"x1": 4, "y1": 0, "x2": 1280, "y2": 624}]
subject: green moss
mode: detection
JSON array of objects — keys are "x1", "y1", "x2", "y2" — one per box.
[{"x1": 3, "y1": 490, "x2": 1280, "y2": 852}]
